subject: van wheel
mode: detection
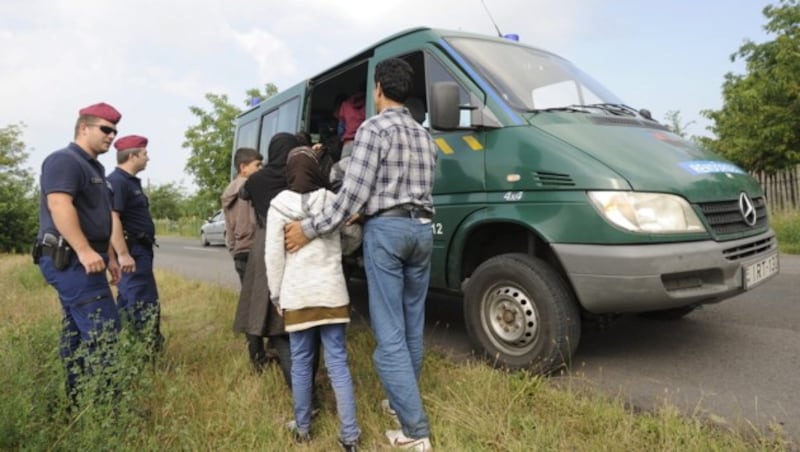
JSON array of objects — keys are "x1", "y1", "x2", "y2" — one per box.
[
  {"x1": 463, "y1": 253, "x2": 581, "y2": 375},
  {"x1": 639, "y1": 305, "x2": 697, "y2": 320}
]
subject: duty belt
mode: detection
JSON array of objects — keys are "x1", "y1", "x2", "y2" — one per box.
[{"x1": 39, "y1": 240, "x2": 109, "y2": 254}]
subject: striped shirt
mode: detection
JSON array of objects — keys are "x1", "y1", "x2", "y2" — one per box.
[{"x1": 302, "y1": 106, "x2": 437, "y2": 239}]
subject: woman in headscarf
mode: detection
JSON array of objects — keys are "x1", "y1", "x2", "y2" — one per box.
[
  {"x1": 265, "y1": 146, "x2": 362, "y2": 447},
  {"x1": 233, "y1": 132, "x2": 299, "y2": 380}
]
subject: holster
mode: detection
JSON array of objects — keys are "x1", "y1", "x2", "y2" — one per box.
[
  {"x1": 31, "y1": 241, "x2": 42, "y2": 265},
  {"x1": 33, "y1": 233, "x2": 76, "y2": 270},
  {"x1": 32, "y1": 243, "x2": 73, "y2": 270},
  {"x1": 126, "y1": 231, "x2": 157, "y2": 249},
  {"x1": 52, "y1": 243, "x2": 73, "y2": 270}
]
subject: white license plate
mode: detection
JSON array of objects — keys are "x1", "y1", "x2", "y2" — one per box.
[{"x1": 743, "y1": 252, "x2": 780, "y2": 290}]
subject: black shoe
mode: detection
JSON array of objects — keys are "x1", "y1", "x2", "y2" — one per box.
[
  {"x1": 338, "y1": 438, "x2": 358, "y2": 452},
  {"x1": 264, "y1": 347, "x2": 280, "y2": 362}
]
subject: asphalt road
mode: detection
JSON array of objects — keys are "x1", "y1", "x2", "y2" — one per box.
[{"x1": 154, "y1": 236, "x2": 799, "y2": 444}]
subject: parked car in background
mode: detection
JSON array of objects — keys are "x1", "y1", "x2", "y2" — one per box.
[{"x1": 200, "y1": 210, "x2": 226, "y2": 246}]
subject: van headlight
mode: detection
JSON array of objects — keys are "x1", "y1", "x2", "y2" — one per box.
[{"x1": 587, "y1": 191, "x2": 706, "y2": 233}]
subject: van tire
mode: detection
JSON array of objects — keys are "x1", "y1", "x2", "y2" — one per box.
[{"x1": 463, "y1": 253, "x2": 581, "y2": 374}]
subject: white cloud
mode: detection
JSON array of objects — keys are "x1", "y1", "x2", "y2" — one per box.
[{"x1": 229, "y1": 27, "x2": 298, "y2": 84}]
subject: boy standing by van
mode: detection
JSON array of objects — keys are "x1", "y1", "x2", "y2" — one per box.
[{"x1": 221, "y1": 147, "x2": 262, "y2": 282}]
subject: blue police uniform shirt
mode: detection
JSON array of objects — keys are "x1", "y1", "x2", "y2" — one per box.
[
  {"x1": 37, "y1": 143, "x2": 112, "y2": 243},
  {"x1": 107, "y1": 167, "x2": 155, "y2": 238}
]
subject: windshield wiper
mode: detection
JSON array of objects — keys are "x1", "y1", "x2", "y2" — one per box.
[
  {"x1": 582, "y1": 103, "x2": 638, "y2": 117},
  {"x1": 526, "y1": 106, "x2": 591, "y2": 114}
]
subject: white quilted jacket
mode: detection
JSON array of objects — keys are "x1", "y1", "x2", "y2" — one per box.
[{"x1": 265, "y1": 188, "x2": 361, "y2": 327}]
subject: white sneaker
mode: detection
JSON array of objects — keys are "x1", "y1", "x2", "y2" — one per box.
[{"x1": 385, "y1": 429, "x2": 432, "y2": 451}]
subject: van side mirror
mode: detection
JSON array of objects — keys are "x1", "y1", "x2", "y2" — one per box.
[{"x1": 430, "y1": 82, "x2": 460, "y2": 130}]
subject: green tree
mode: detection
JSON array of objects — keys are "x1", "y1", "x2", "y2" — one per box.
[
  {"x1": 0, "y1": 123, "x2": 37, "y2": 252},
  {"x1": 702, "y1": 0, "x2": 800, "y2": 173},
  {"x1": 663, "y1": 110, "x2": 696, "y2": 139},
  {"x1": 181, "y1": 192, "x2": 219, "y2": 219},
  {"x1": 146, "y1": 182, "x2": 186, "y2": 220},
  {"x1": 182, "y1": 84, "x2": 278, "y2": 211}
]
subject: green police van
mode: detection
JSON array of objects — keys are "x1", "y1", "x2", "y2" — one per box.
[{"x1": 232, "y1": 27, "x2": 779, "y2": 374}]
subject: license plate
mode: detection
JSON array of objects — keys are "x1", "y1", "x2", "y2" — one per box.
[{"x1": 743, "y1": 252, "x2": 779, "y2": 290}]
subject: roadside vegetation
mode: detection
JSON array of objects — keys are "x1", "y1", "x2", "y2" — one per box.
[
  {"x1": 0, "y1": 255, "x2": 789, "y2": 451},
  {"x1": 772, "y1": 210, "x2": 800, "y2": 254},
  {"x1": 154, "y1": 217, "x2": 205, "y2": 239}
]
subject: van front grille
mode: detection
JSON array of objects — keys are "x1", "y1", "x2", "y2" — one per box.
[
  {"x1": 722, "y1": 235, "x2": 776, "y2": 261},
  {"x1": 698, "y1": 197, "x2": 768, "y2": 236}
]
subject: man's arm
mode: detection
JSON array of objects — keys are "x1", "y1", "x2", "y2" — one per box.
[
  {"x1": 47, "y1": 192, "x2": 105, "y2": 274},
  {"x1": 110, "y1": 211, "x2": 135, "y2": 273}
]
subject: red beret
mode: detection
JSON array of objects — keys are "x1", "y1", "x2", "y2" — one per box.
[
  {"x1": 114, "y1": 135, "x2": 148, "y2": 152},
  {"x1": 78, "y1": 102, "x2": 121, "y2": 124}
]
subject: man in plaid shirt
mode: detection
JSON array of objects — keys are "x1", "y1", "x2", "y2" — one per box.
[{"x1": 285, "y1": 57, "x2": 436, "y2": 451}]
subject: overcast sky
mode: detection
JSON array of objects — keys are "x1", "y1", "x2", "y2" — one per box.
[{"x1": 1, "y1": 0, "x2": 770, "y2": 192}]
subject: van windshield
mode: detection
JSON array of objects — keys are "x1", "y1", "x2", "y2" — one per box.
[{"x1": 447, "y1": 37, "x2": 625, "y2": 112}]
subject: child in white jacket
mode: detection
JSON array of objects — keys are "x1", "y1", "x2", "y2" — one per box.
[{"x1": 265, "y1": 146, "x2": 361, "y2": 448}]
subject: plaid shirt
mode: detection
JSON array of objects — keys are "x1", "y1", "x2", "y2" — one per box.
[{"x1": 302, "y1": 106, "x2": 437, "y2": 239}]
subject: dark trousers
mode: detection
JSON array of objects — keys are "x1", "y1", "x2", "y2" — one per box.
[{"x1": 39, "y1": 254, "x2": 120, "y2": 404}]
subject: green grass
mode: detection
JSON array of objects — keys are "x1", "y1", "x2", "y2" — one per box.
[
  {"x1": 1, "y1": 255, "x2": 791, "y2": 451},
  {"x1": 772, "y1": 210, "x2": 800, "y2": 254}
]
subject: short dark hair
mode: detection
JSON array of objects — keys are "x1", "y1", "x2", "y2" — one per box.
[
  {"x1": 374, "y1": 58, "x2": 413, "y2": 103},
  {"x1": 117, "y1": 148, "x2": 142, "y2": 164},
  {"x1": 234, "y1": 147, "x2": 262, "y2": 172}
]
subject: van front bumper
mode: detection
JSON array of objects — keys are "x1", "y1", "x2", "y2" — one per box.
[{"x1": 552, "y1": 230, "x2": 779, "y2": 313}]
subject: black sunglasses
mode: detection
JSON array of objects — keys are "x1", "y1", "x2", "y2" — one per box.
[{"x1": 92, "y1": 124, "x2": 118, "y2": 135}]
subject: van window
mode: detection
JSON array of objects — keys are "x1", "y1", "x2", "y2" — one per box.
[
  {"x1": 236, "y1": 118, "x2": 259, "y2": 150},
  {"x1": 258, "y1": 97, "x2": 301, "y2": 157},
  {"x1": 259, "y1": 110, "x2": 279, "y2": 157},
  {"x1": 447, "y1": 37, "x2": 622, "y2": 111},
  {"x1": 424, "y1": 53, "x2": 473, "y2": 128},
  {"x1": 277, "y1": 97, "x2": 300, "y2": 134}
]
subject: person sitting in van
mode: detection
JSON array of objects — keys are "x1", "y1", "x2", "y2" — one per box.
[
  {"x1": 329, "y1": 92, "x2": 365, "y2": 190},
  {"x1": 266, "y1": 146, "x2": 362, "y2": 448}
]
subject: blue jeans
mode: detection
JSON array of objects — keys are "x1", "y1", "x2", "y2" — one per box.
[
  {"x1": 290, "y1": 323, "x2": 360, "y2": 443},
  {"x1": 117, "y1": 243, "x2": 162, "y2": 350},
  {"x1": 363, "y1": 217, "x2": 433, "y2": 439},
  {"x1": 39, "y1": 253, "x2": 120, "y2": 401}
]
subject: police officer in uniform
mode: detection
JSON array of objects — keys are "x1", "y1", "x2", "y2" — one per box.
[
  {"x1": 108, "y1": 135, "x2": 163, "y2": 352},
  {"x1": 34, "y1": 102, "x2": 123, "y2": 404}
]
